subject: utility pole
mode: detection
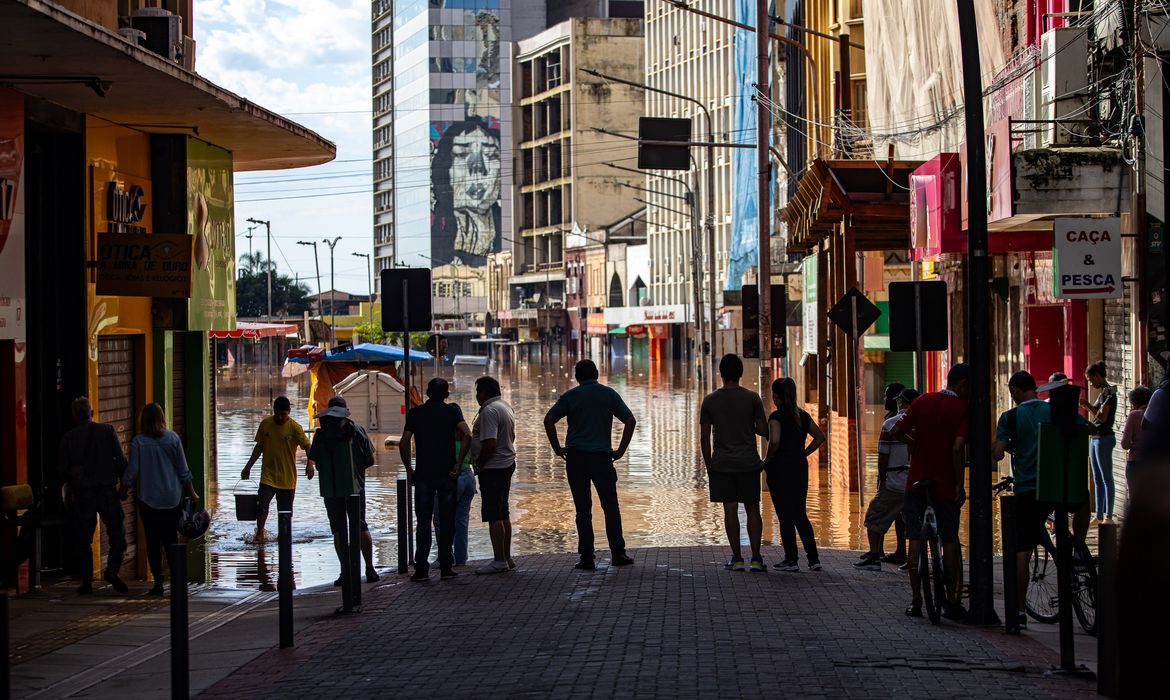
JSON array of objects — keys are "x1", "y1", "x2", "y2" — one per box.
[
  {"x1": 246, "y1": 218, "x2": 272, "y2": 321},
  {"x1": 323, "y1": 237, "x2": 342, "y2": 348},
  {"x1": 245, "y1": 224, "x2": 256, "y2": 260},
  {"x1": 297, "y1": 240, "x2": 322, "y2": 339},
  {"x1": 756, "y1": 0, "x2": 773, "y2": 400},
  {"x1": 956, "y1": 0, "x2": 998, "y2": 627},
  {"x1": 353, "y1": 251, "x2": 373, "y2": 325}
]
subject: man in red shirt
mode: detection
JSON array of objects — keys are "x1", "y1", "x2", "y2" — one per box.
[{"x1": 890, "y1": 363, "x2": 970, "y2": 620}]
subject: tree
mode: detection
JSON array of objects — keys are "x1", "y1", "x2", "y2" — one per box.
[{"x1": 235, "y1": 255, "x2": 311, "y2": 319}]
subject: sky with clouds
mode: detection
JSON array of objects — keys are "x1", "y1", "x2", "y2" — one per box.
[{"x1": 195, "y1": 0, "x2": 375, "y2": 296}]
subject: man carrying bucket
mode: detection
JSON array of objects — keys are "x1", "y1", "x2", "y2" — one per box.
[{"x1": 241, "y1": 396, "x2": 312, "y2": 542}]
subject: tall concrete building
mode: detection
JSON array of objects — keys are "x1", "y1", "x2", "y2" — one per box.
[
  {"x1": 506, "y1": 17, "x2": 644, "y2": 342},
  {"x1": 643, "y1": 1, "x2": 738, "y2": 352}
]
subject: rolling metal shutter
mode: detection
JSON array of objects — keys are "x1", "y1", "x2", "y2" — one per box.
[{"x1": 97, "y1": 336, "x2": 138, "y2": 571}]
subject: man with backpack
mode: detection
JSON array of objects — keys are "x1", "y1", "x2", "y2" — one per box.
[{"x1": 309, "y1": 396, "x2": 380, "y2": 585}]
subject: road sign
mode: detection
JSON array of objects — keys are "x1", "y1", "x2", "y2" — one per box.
[
  {"x1": 1053, "y1": 217, "x2": 1121, "y2": 299},
  {"x1": 827, "y1": 287, "x2": 880, "y2": 337},
  {"x1": 381, "y1": 268, "x2": 432, "y2": 332},
  {"x1": 889, "y1": 280, "x2": 949, "y2": 352},
  {"x1": 742, "y1": 284, "x2": 760, "y2": 359},
  {"x1": 638, "y1": 117, "x2": 691, "y2": 171}
]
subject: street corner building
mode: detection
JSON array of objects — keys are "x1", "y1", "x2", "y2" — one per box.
[{"x1": 0, "y1": 0, "x2": 334, "y2": 584}]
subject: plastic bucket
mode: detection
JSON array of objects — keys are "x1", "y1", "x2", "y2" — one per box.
[{"x1": 234, "y1": 481, "x2": 259, "y2": 521}]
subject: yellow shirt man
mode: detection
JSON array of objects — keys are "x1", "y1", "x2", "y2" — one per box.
[{"x1": 254, "y1": 416, "x2": 310, "y2": 489}]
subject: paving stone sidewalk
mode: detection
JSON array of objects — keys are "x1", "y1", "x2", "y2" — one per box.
[{"x1": 200, "y1": 547, "x2": 1100, "y2": 700}]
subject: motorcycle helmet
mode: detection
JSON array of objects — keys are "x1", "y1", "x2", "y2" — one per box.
[{"x1": 178, "y1": 496, "x2": 211, "y2": 540}]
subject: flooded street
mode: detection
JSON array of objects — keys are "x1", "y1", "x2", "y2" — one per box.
[{"x1": 204, "y1": 356, "x2": 976, "y2": 589}]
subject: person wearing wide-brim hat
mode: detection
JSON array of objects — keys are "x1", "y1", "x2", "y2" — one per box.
[{"x1": 308, "y1": 396, "x2": 380, "y2": 585}]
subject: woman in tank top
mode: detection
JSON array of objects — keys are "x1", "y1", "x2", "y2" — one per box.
[{"x1": 763, "y1": 377, "x2": 826, "y2": 571}]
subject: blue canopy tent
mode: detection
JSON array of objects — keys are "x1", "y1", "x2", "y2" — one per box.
[
  {"x1": 288, "y1": 342, "x2": 432, "y2": 364},
  {"x1": 287, "y1": 343, "x2": 432, "y2": 424}
]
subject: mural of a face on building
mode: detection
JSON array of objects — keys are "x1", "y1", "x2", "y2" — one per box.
[{"x1": 431, "y1": 117, "x2": 501, "y2": 266}]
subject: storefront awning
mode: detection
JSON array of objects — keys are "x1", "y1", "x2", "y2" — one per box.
[
  {"x1": 783, "y1": 158, "x2": 923, "y2": 255},
  {"x1": 0, "y1": 0, "x2": 334, "y2": 171},
  {"x1": 209, "y1": 321, "x2": 299, "y2": 339}
]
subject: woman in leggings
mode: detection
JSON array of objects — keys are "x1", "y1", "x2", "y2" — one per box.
[
  {"x1": 763, "y1": 377, "x2": 826, "y2": 571},
  {"x1": 122, "y1": 403, "x2": 199, "y2": 595}
]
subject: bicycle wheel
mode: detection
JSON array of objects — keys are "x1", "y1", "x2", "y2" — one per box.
[
  {"x1": 1025, "y1": 540, "x2": 1060, "y2": 623},
  {"x1": 919, "y1": 530, "x2": 940, "y2": 624},
  {"x1": 1071, "y1": 542, "x2": 1097, "y2": 636},
  {"x1": 927, "y1": 535, "x2": 948, "y2": 621}
]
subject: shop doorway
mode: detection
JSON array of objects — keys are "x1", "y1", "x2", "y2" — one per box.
[{"x1": 1024, "y1": 305, "x2": 1066, "y2": 383}]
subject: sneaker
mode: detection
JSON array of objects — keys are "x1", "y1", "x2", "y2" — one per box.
[
  {"x1": 507, "y1": 557, "x2": 517, "y2": 570},
  {"x1": 857, "y1": 552, "x2": 874, "y2": 561},
  {"x1": 612, "y1": 554, "x2": 634, "y2": 567},
  {"x1": 879, "y1": 553, "x2": 907, "y2": 565},
  {"x1": 724, "y1": 557, "x2": 745, "y2": 571},
  {"x1": 853, "y1": 554, "x2": 881, "y2": 571},
  {"x1": 574, "y1": 558, "x2": 596, "y2": 571},
  {"x1": 905, "y1": 600, "x2": 923, "y2": 617},
  {"x1": 1017, "y1": 612, "x2": 1028, "y2": 628},
  {"x1": 366, "y1": 569, "x2": 381, "y2": 583},
  {"x1": 104, "y1": 573, "x2": 129, "y2": 594},
  {"x1": 808, "y1": 561, "x2": 823, "y2": 572},
  {"x1": 773, "y1": 560, "x2": 799, "y2": 572},
  {"x1": 898, "y1": 562, "x2": 910, "y2": 571},
  {"x1": 942, "y1": 601, "x2": 968, "y2": 621},
  {"x1": 410, "y1": 568, "x2": 430, "y2": 582},
  {"x1": 440, "y1": 568, "x2": 458, "y2": 580},
  {"x1": 749, "y1": 558, "x2": 767, "y2": 572},
  {"x1": 475, "y1": 560, "x2": 510, "y2": 575}
]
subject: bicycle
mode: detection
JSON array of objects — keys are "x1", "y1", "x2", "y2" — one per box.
[
  {"x1": 994, "y1": 477, "x2": 1097, "y2": 635},
  {"x1": 913, "y1": 479, "x2": 953, "y2": 625}
]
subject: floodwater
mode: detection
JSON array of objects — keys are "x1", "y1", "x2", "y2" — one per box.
[{"x1": 203, "y1": 356, "x2": 991, "y2": 589}]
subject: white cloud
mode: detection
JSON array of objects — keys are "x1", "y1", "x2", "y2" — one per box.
[{"x1": 194, "y1": 0, "x2": 375, "y2": 291}]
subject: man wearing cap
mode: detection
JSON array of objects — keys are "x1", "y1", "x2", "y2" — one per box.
[
  {"x1": 309, "y1": 396, "x2": 380, "y2": 584},
  {"x1": 890, "y1": 363, "x2": 970, "y2": 621},
  {"x1": 400, "y1": 378, "x2": 472, "y2": 581},
  {"x1": 855, "y1": 387, "x2": 919, "y2": 571}
]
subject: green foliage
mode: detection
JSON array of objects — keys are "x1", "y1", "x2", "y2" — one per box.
[
  {"x1": 353, "y1": 317, "x2": 428, "y2": 347},
  {"x1": 235, "y1": 255, "x2": 311, "y2": 318}
]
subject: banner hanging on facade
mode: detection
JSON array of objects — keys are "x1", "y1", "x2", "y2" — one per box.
[
  {"x1": 802, "y1": 255, "x2": 817, "y2": 353},
  {"x1": 186, "y1": 138, "x2": 235, "y2": 330},
  {"x1": 0, "y1": 88, "x2": 25, "y2": 338}
]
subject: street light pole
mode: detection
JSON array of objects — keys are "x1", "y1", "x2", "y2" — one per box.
[
  {"x1": 246, "y1": 217, "x2": 272, "y2": 321},
  {"x1": 582, "y1": 67, "x2": 718, "y2": 391},
  {"x1": 353, "y1": 252, "x2": 373, "y2": 325},
  {"x1": 296, "y1": 240, "x2": 322, "y2": 339},
  {"x1": 323, "y1": 237, "x2": 342, "y2": 348},
  {"x1": 756, "y1": 0, "x2": 773, "y2": 400}
]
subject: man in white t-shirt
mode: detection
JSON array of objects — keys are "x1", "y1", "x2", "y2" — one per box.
[
  {"x1": 855, "y1": 388, "x2": 918, "y2": 571},
  {"x1": 471, "y1": 375, "x2": 517, "y2": 575}
]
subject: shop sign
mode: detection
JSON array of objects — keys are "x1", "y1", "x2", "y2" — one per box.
[
  {"x1": 626, "y1": 324, "x2": 647, "y2": 337},
  {"x1": 603, "y1": 304, "x2": 690, "y2": 326},
  {"x1": 802, "y1": 255, "x2": 817, "y2": 352},
  {"x1": 95, "y1": 233, "x2": 193, "y2": 298},
  {"x1": 1053, "y1": 217, "x2": 1121, "y2": 299},
  {"x1": 0, "y1": 88, "x2": 25, "y2": 338},
  {"x1": 586, "y1": 312, "x2": 607, "y2": 335},
  {"x1": 186, "y1": 138, "x2": 236, "y2": 330}
]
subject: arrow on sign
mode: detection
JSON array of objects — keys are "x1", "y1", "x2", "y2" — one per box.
[{"x1": 1061, "y1": 286, "x2": 1115, "y2": 295}]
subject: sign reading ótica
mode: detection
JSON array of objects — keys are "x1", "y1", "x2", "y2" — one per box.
[
  {"x1": 1053, "y1": 217, "x2": 1122, "y2": 299},
  {"x1": 95, "y1": 232, "x2": 194, "y2": 298}
]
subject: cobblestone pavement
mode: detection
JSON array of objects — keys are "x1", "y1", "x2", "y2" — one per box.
[{"x1": 200, "y1": 547, "x2": 1099, "y2": 699}]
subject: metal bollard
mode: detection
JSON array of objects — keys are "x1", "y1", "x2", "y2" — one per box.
[
  {"x1": 1098, "y1": 522, "x2": 1119, "y2": 697},
  {"x1": 278, "y1": 511, "x2": 293, "y2": 648},
  {"x1": 397, "y1": 477, "x2": 408, "y2": 574},
  {"x1": 169, "y1": 543, "x2": 189, "y2": 700},
  {"x1": 345, "y1": 494, "x2": 362, "y2": 610},
  {"x1": 1000, "y1": 494, "x2": 1020, "y2": 634}
]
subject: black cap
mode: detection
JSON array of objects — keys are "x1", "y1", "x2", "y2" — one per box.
[
  {"x1": 327, "y1": 396, "x2": 347, "y2": 408},
  {"x1": 897, "y1": 388, "x2": 920, "y2": 404}
]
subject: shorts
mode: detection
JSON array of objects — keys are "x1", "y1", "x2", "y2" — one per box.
[
  {"x1": 708, "y1": 469, "x2": 761, "y2": 504},
  {"x1": 903, "y1": 491, "x2": 961, "y2": 543},
  {"x1": 257, "y1": 484, "x2": 294, "y2": 517},
  {"x1": 1013, "y1": 491, "x2": 1053, "y2": 553},
  {"x1": 323, "y1": 494, "x2": 369, "y2": 535},
  {"x1": 478, "y1": 465, "x2": 515, "y2": 522},
  {"x1": 863, "y1": 487, "x2": 904, "y2": 533}
]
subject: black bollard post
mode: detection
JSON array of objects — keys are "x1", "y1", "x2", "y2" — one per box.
[
  {"x1": 278, "y1": 510, "x2": 293, "y2": 648},
  {"x1": 1001, "y1": 494, "x2": 1020, "y2": 634},
  {"x1": 346, "y1": 494, "x2": 362, "y2": 610},
  {"x1": 397, "y1": 477, "x2": 408, "y2": 575},
  {"x1": 2, "y1": 590, "x2": 9, "y2": 700},
  {"x1": 169, "y1": 543, "x2": 188, "y2": 700},
  {"x1": 1098, "y1": 521, "x2": 1119, "y2": 697}
]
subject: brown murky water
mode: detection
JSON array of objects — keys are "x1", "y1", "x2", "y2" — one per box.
[{"x1": 204, "y1": 356, "x2": 1003, "y2": 589}]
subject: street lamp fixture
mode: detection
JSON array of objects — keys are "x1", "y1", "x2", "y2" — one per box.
[
  {"x1": 245, "y1": 217, "x2": 272, "y2": 321},
  {"x1": 352, "y1": 251, "x2": 373, "y2": 325},
  {"x1": 322, "y1": 237, "x2": 342, "y2": 348},
  {"x1": 296, "y1": 241, "x2": 322, "y2": 325}
]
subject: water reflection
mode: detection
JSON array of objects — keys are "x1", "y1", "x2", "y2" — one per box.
[{"x1": 206, "y1": 358, "x2": 994, "y2": 589}]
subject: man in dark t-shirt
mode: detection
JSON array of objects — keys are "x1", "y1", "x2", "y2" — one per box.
[{"x1": 401, "y1": 378, "x2": 472, "y2": 580}]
